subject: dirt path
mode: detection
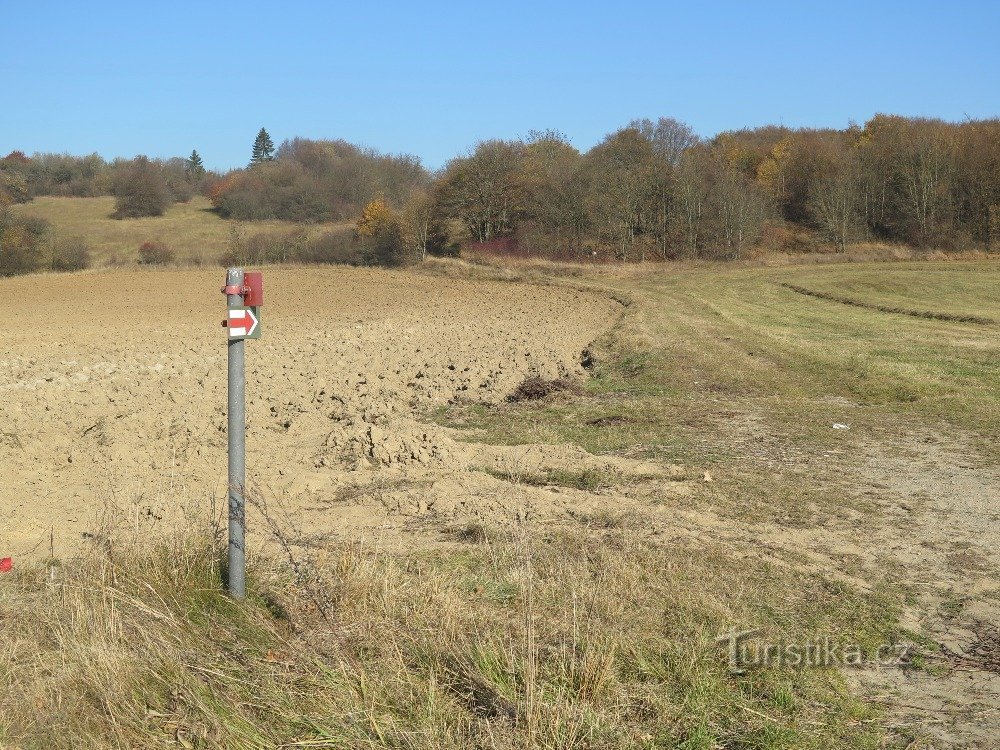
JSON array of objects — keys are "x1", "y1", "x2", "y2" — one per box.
[
  {"x1": 0, "y1": 267, "x2": 621, "y2": 558},
  {"x1": 666, "y1": 407, "x2": 1000, "y2": 748},
  {"x1": 848, "y1": 434, "x2": 1000, "y2": 748}
]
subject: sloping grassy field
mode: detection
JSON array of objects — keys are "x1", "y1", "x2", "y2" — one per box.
[
  {"x1": 442, "y1": 261, "x2": 998, "y2": 459},
  {"x1": 9, "y1": 196, "x2": 342, "y2": 266},
  {"x1": 433, "y1": 259, "x2": 1000, "y2": 745},
  {"x1": 779, "y1": 264, "x2": 998, "y2": 323}
]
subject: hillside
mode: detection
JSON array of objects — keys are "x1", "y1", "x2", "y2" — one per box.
[{"x1": 9, "y1": 196, "x2": 346, "y2": 266}]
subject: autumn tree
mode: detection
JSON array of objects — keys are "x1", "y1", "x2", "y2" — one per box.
[
  {"x1": 401, "y1": 186, "x2": 435, "y2": 261},
  {"x1": 714, "y1": 155, "x2": 770, "y2": 259},
  {"x1": 953, "y1": 119, "x2": 1000, "y2": 248},
  {"x1": 0, "y1": 171, "x2": 30, "y2": 205},
  {"x1": 0, "y1": 151, "x2": 32, "y2": 205},
  {"x1": 808, "y1": 148, "x2": 864, "y2": 251},
  {"x1": 898, "y1": 119, "x2": 955, "y2": 244},
  {"x1": 755, "y1": 136, "x2": 793, "y2": 209},
  {"x1": 630, "y1": 117, "x2": 699, "y2": 167},
  {"x1": 628, "y1": 119, "x2": 698, "y2": 258},
  {"x1": 518, "y1": 130, "x2": 588, "y2": 257},
  {"x1": 356, "y1": 196, "x2": 411, "y2": 266},
  {"x1": 855, "y1": 115, "x2": 955, "y2": 245},
  {"x1": 0, "y1": 210, "x2": 49, "y2": 276},
  {"x1": 672, "y1": 147, "x2": 713, "y2": 258},
  {"x1": 436, "y1": 140, "x2": 525, "y2": 243}
]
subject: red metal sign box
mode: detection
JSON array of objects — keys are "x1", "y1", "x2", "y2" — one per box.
[{"x1": 243, "y1": 272, "x2": 263, "y2": 306}]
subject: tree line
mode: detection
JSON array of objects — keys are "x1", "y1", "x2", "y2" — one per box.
[
  {"x1": 424, "y1": 115, "x2": 1000, "y2": 261},
  {"x1": 2, "y1": 114, "x2": 998, "y2": 272},
  {"x1": 0, "y1": 150, "x2": 208, "y2": 214},
  {"x1": 199, "y1": 116, "x2": 1000, "y2": 261}
]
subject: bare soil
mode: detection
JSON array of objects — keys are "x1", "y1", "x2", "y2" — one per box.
[{"x1": 0, "y1": 267, "x2": 627, "y2": 558}]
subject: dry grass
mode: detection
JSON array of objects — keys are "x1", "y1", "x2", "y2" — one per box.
[
  {"x1": 0, "y1": 513, "x2": 894, "y2": 749},
  {"x1": 9, "y1": 197, "x2": 347, "y2": 266}
]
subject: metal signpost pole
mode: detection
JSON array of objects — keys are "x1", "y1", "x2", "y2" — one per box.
[{"x1": 226, "y1": 267, "x2": 247, "y2": 598}]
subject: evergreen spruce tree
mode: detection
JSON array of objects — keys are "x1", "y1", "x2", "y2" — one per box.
[
  {"x1": 185, "y1": 149, "x2": 205, "y2": 179},
  {"x1": 250, "y1": 128, "x2": 275, "y2": 165}
]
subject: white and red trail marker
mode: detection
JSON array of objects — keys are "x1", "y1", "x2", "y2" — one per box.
[{"x1": 227, "y1": 307, "x2": 260, "y2": 339}]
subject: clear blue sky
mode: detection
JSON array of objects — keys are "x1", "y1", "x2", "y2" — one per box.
[{"x1": 2, "y1": 1, "x2": 997, "y2": 171}]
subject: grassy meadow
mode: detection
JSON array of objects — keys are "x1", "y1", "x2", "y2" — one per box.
[
  {"x1": 438, "y1": 261, "x2": 998, "y2": 465},
  {"x1": 2, "y1": 252, "x2": 997, "y2": 748},
  {"x1": 9, "y1": 196, "x2": 344, "y2": 266}
]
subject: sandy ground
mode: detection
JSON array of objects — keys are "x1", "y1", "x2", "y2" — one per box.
[{"x1": 0, "y1": 267, "x2": 632, "y2": 558}]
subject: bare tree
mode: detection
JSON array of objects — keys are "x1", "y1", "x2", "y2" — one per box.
[
  {"x1": 715, "y1": 160, "x2": 768, "y2": 259},
  {"x1": 673, "y1": 148, "x2": 711, "y2": 258},
  {"x1": 520, "y1": 131, "x2": 588, "y2": 256},
  {"x1": 629, "y1": 117, "x2": 700, "y2": 167},
  {"x1": 809, "y1": 156, "x2": 863, "y2": 251},
  {"x1": 626, "y1": 118, "x2": 700, "y2": 258},
  {"x1": 437, "y1": 140, "x2": 524, "y2": 242},
  {"x1": 900, "y1": 121, "x2": 954, "y2": 244},
  {"x1": 584, "y1": 128, "x2": 657, "y2": 261},
  {"x1": 401, "y1": 186, "x2": 434, "y2": 261}
]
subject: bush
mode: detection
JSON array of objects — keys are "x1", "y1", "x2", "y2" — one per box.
[
  {"x1": 165, "y1": 175, "x2": 195, "y2": 203},
  {"x1": 207, "y1": 141, "x2": 430, "y2": 223},
  {"x1": 112, "y1": 157, "x2": 172, "y2": 219},
  {"x1": 0, "y1": 210, "x2": 49, "y2": 276},
  {"x1": 299, "y1": 229, "x2": 362, "y2": 265},
  {"x1": 50, "y1": 236, "x2": 91, "y2": 272},
  {"x1": 212, "y1": 166, "x2": 334, "y2": 223},
  {"x1": 363, "y1": 220, "x2": 414, "y2": 267},
  {"x1": 0, "y1": 171, "x2": 31, "y2": 204},
  {"x1": 219, "y1": 226, "x2": 310, "y2": 267},
  {"x1": 137, "y1": 240, "x2": 174, "y2": 265}
]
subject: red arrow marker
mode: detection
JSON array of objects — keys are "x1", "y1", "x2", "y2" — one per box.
[{"x1": 0, "y1": 557, "x2": 12, "y2": 573}]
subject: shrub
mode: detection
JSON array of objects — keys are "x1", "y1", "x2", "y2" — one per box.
[
  {"x1": 212, "y1": 165, "x2": 334, "y2": 223},
  {"x1": 137, "y1": 240, "x2": 174, "y2": 265},
  {"x1": 356, "y1": 197, "x2": 416, "y2": 267},
  {"x1": 0, "y1": 210, "x2": 49, "y2": 276},
  {"x1": 219, "y1": 227, "x2": 310, "y2": 267},
  {"x1": 364, "y1": 220, "x2": 413, "y2": 267},
  {"x1": 112, "y1": 157, "x2": 172, "y2": 219},
  {"x1": 0, "y1": 171, "x2": 31, "y2": 204},
  {"x1": 299, "y1": 229, "x2": 362, "y2": 265},
  {"x1": 166, "y1": 175, "x2": 195, "y2": 203},
  {"x1": 50, "y1": 236, "x2": 91, "y2": 272}
]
